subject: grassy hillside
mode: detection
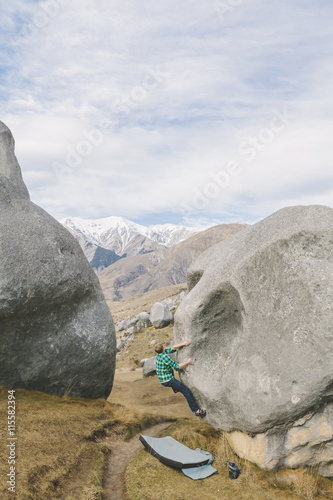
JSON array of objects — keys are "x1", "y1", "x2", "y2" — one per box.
[{"x1": 108, "y1": 282, "x2": 186, "y2": 323}]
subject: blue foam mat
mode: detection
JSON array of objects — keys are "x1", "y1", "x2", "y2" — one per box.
[
  {"x1": 140, "y1": 435, "x2": 210, "y2": 469},
  {"x1": 182, "y1": 464, "x2": 218, "y2": 480}
]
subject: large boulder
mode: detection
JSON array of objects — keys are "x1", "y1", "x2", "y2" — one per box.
[
  {"x1": 174, "y1": 206, "x2": 333, "y2": 476},
  {"x1": 0, "y1": 121, "x2": 116, "y2": 398},
  {"x1": 150, "y1": 302, "x2": 173, "y2": 328}
]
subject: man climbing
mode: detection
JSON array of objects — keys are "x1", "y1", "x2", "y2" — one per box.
[{"x1": 155, "y1": 340, "x2": 206, "y2": 417}]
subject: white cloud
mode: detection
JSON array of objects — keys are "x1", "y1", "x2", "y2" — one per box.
[{"x1": 1, "y1": 0, "x2": 333, "y2": 224}]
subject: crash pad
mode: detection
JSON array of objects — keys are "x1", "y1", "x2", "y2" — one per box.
[
  {"x1": 139, "y1": 435, "x2": 210, "y2": 469},
  {"x1": 182, "y1": 464, "x2": 218, "y2": 480}
]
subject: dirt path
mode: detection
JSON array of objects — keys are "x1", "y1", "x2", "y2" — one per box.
[{"x1": 103, "y1": 422, "x2": 171, "y2": 500}]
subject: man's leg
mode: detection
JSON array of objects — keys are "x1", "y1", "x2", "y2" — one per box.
[{"x1": 168, "y1": 378, "x2": 199, "y2": 413}]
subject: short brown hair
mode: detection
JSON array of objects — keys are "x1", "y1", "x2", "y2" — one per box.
[{"x1": 155, "y1": 343, "x2": 164, "y2": 354}]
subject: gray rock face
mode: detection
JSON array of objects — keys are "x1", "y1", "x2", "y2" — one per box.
[
  {"x1": 150, "y1": 302, "x2": 173, "y2": 328},
  {"x1": 0, "y1": 121, "x2": 116, "y2": 399},
  {"x1": 142, "y1": 356, "x2": 157, "y2": 377},
  {"x1": 174, "y1": 206, "x2": 333, "y2": 475}
]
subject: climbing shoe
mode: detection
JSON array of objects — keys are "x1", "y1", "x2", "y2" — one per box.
[{"x1": 195, "y1": 409, "x2": 206, "y2": 417}]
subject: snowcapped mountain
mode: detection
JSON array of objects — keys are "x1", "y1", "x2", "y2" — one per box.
[{"x1": 59, "y1": 216, "x2": 202, "y2": 262}]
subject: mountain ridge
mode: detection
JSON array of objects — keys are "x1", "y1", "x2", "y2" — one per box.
[
  {"x1": 60, "y1": 215, "x2": 209, "y2": 269},
  {"x1": 98, "y1": 223, "x2": 248, "y2": 301}
]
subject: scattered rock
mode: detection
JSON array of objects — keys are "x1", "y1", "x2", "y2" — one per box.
[
  {"x1": 135, "y1": 311, "x2": 151, "y2": 330},
  {"x1": 116, "y1": 339, "x2": 123, "y2": 352},
  {"x1": 0, "y1": 121, "x2": 116, "y2": 399},
  {"x1": 142, "y1": 356, "x2": 157, "y2": 377},
  {"x1": 121, "y1": 329, "x2": 135, "y2": 343},
  {"x1": 161, "y1": 298, "x2": 176, "y2": 311},
  {"x1": 175, "y1": 205, "x2": 333, "y2": 477},
  {"x1": 176, "y1": 291, "x2": 186, "y2": 303},
  {"x1": 116, "y1": 320, "x2": 129, "y2": 332},
  {"x1": 116, "y1": 311, "x2": 151, "y2": 333},
  {"x1": 150, "y1": 302, "x2": 173, "y2": 328}
]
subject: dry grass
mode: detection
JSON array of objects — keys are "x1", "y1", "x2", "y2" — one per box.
[
  {"x1": 0, "y1": 384, "x2": 173, "y2": 500},
  {"x1": 0, "y1": 386, "x2": 114, "y2": 499},
  {"x1": 273, "y1": 468, "x2": 322, "y2": 500},
  {"x1": 108, "y1": 368, "x2": 198, "y2": 421},
  {"x1": 126, "y1": 420, "x2": 333, "y2": 500}
]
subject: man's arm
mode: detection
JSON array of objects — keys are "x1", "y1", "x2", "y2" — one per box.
[
  {"x1": 178, "y1": 358, "x2": 194, "y2": 370},
  {"x1": 172, "y1": 339, "x2": 191, "y2": 350}
]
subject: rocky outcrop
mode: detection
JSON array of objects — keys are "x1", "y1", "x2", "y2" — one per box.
[
  {"x1": 150, "y1": 302, "x2": 173, "y2": 328},
  {"x1": 0, "y1": 121, "x2": 116, "y2": 398},
  {"x1": 227, "y1": 402, "x2": 333, "y2": 476},
  {"x1": 174, "y1": 206, "x2": 333, "y2": 477}
]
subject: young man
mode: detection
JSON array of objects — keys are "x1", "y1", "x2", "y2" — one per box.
[{"x1": 155, "y1": 340, "x2": 206, "y2": 417}]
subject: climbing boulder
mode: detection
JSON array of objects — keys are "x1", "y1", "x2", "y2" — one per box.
[
  {"x1": 0, "y1": 121, "x2": 116, "y2": 399},
  {"x1": 150, "y1": 302, "x2": 173, "y2": 328},
  {"x1": 174, "y1": 205, "x2": 333, "y2": 476}
]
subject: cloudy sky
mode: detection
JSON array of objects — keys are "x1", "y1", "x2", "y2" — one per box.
[{"x1": 1, "y1": 0, "x2": 333, "y2": 226}]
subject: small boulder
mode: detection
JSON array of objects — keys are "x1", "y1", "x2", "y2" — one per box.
[
  {"x1": 142, "y1": 356, "x2": 157, "y2": 377},
  {"x1": 116, "y1": 320, "x2": 129, "y2": 332},
  {"x1": 150, "y1": 302, "x2": 173, "y2": 328},
  {"x1": 135, "y1": 311, "x2": 151, "y2": 331},
  {"x1": 161, "y1": 298, "x2": 176, "y2": 311}
]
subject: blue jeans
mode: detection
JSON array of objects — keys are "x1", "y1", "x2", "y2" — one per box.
[{"x1": 162, "y1": 378, "x2": 198, "y2": 413}]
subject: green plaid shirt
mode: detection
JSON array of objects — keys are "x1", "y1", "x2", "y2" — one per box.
[{"x1": 156, "y1": 347, "x2": 179, "y2": 383}]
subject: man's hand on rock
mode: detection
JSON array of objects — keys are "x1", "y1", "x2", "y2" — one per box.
[{"x1": 183, "y1": 340, "x2": 191, "y2": 347}]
